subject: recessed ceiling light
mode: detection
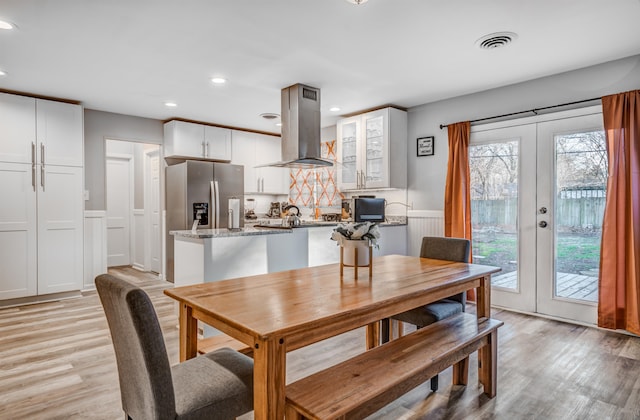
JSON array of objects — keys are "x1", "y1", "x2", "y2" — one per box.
[
  {"x1": 164, "y1": 102, "x2": 177, "y2": 107},
  {"x1": 0, "y1": 20, "x2": 14, "y2": 30},
  {"x1": 329, "y1": 107, "x2": 341, "y2": 112},
  {"x1": 211, "y1": 77, "x2": 227, "y2": 85},
  {"x1": 0, "y1": 70, "x2": 6, "y2": 77}
]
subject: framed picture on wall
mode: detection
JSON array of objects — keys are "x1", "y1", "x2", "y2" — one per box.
[{"x1": 417, "y1": 136, "x2": 434, "y2": 156}]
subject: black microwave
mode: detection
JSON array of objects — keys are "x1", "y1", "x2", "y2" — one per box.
[{"x1": 352, "y1": 198, "x2": 385, "y2": 223}]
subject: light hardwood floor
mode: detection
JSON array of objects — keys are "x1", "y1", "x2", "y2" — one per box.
[{"x1": 1, "y1": 267, "x2": 640, "y2": 419}]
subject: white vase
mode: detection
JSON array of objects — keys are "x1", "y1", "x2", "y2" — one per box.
[{"x1": 341, "y1": 239, "x2": 371, "y2": 267}]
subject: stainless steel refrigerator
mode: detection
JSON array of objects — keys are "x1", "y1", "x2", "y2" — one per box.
[{"x1": 165, "y1": 160, "x2": 244, "y2": 282}]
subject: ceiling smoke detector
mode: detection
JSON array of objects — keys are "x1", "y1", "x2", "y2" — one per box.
[{"x1": 476, "y1": 32, "x2": 518, "y2": 50}]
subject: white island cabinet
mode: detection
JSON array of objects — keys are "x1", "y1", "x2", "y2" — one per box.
[{"x1": 172, "y1": 223, "x2": 407, "y2": 287}]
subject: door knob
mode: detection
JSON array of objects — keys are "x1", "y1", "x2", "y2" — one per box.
[
  {"x1": 539, "y1": 221, "x2": 548, "y2": 228},
  {"x1": 539, "y1": 207, "x2": 547, "y2": 214}
]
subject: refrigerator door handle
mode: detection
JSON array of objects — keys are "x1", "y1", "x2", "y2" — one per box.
[{"x1": 211, "y1": 180, "x2": 220, "y2": 228}]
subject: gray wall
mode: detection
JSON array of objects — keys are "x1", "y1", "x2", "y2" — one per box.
[
  {"x1": 407, "y1": 54, "x2": 640, "y2": 211},
  {"x1": 84, "y1": 109, "x2": 163, "y2": 210}
]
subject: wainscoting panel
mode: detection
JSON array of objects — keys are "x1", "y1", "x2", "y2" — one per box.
[
  {"x1": 132, "y1": 209, "x2": 145, "y2": 271},
  {"x1": 407, "y1": 210, "x2": 444, "y2": 256},
  {"x1": 83, "y1": 211, "x2": 107, "y2": 289}
]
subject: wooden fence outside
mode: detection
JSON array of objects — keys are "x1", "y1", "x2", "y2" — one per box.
[{"x1": 472, "y1": 197, "x2": 606, "y2": 228}]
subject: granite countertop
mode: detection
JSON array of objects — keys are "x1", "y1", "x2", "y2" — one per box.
[
  {"x1": 171, "y1": 216, "x2": 407, "y2": 239},
  {"x1": 170, "y1": 226, "x2": 294, "y2": 239}
]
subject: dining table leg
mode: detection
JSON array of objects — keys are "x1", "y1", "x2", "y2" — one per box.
[
  {"x1": 179, "y1": 303, "x2": 198, "y2": 362},
  {"x1": 476, "y1": 274, "x2": 492, "y2": 389},
  {"x1": 253, "y1": 336, "x2": 287, "y2": 420}
]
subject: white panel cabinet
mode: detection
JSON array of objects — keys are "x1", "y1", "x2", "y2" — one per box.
[
  {"x1": 164, "y1": 120, "x2": 232, "y2": 162},
  {"x1": 336, "y1": 107, "x2": 407, "y2": 190},
  {"x1": 0, "y1": 93, "x2": 36, "y2": 164},
  {"x1": 37, "y1": 166, "x2": 84, "y2": 295},
  {"x1": 36, "y1": 99, "x2": 84, "y2": 167},
  {"x1": 0, "y1": 162, "x2": 38, "y2": 299},
  {"x1": 0, "y1": 92, "x2": 84, "y2": 300},
  {"x1": 231, "y1": 130, "x2": 288, "y2": 194}
]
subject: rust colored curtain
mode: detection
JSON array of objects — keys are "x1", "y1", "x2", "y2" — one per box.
[
  {"x1": 444, "y1": 121, "x2": 474, "y2": 299},
  {"x1": 598, "y1": 90, "x2": 640, "y2": 335}
]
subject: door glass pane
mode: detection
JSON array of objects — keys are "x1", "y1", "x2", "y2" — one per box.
[
  {"x1": 340, "y1": 121, "x2": 357, "y2": 184},
  {"x1": 554, "y1": 130, "x2": 606, "y2": 302},
  {"x1": 470, "y1": 140, "x2": 519, "y2": 290},
  {"x1": 365, "y1": 116, "x2": 383, "y2": 183}
]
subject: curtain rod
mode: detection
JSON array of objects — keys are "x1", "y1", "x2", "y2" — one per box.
[{"x1": 439, "y1": 96, "x2": 601, "y2": 129}]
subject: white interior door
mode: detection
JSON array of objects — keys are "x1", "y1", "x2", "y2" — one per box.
[
  {"x1": 145, "y1": 149, "x2": 161, "y2": 274},
  {"x1": 470, "y1": 107, "x2": 604, "y2": 325},
  {"x1": 106, "y1": 155, "x2": 132, "y2": 267}
]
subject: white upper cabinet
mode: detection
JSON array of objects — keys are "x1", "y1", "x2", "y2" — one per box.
[
  {"x1": 231, "y1": 130, "x2": 288, "y2": 195},
  {"x1": 164, "y1": 120, "x2": 232, "y2": 162},
  {"x1": 0, "y1": 93, "x2": 36, "y2": 164},
  {"x1": 336, "y1": 107, "x2": 407, "y2": 190},
  {"x1": 36, "y1": 99, "x2": 84, "y2": 167},
  {"x1": 0, "y1": 94, "x2": 83, "y2": 167}
]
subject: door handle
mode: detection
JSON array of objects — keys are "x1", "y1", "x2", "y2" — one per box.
[
  {"x1": 41, "y1": 143, "x2": 45, "y2": 165},
  {"x1": 32, "y1": 165, "x2": 36, "y2": 192},
  {"x1": 41, "y1": 166, "x2": 45, "y2": 191},
  {"x1": 539, "y1": 221, "x2": 548, "y2": 228},
  {"x1": 32, "y1": 142, "x2": 36, "y2": 166}
]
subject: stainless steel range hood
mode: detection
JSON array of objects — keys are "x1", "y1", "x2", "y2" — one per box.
[{"x1": 264, "y1": 84, "x2": 333, "y2": 168}]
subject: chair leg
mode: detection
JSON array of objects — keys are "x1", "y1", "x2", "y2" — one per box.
[
  {"x1": 381, "y1": 318, "x2": 390, "y2": 344},
  {"x1": 430, "y1": 375, "x2": 439, "y2": 392}
]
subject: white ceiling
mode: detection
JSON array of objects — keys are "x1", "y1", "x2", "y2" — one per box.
[{"x1": 1, "y1": 0, "x2": 639, "y2": 133}]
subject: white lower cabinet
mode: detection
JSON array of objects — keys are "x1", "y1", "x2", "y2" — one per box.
[
  {"x1": 37, "y1": 165, "x2": 84, "y2": 295},
  {"x1": 0, "y1": 162, "x2": 38, "y2": 299},
  {"x1": 0, "y1": 163, "x2": 83, "y2": 300}
]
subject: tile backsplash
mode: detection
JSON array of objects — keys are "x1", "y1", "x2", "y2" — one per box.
[{"x1": 289, "y1": 140, "x2": 345, "y2": 209}]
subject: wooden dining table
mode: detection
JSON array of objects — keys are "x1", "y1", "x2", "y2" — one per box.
[{"x1": 164, "y1": 254, "x2": 500, "y2": 420}]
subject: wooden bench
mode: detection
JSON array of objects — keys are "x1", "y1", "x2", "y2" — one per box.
[
  {"x1": 285, "y1": 312, "x2": 503, "y2": 420},
  {"x1": 197, "y1": 334, "x2": 253, "y2": 357}
]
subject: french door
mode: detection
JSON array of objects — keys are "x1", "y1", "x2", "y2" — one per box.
[{"x1": 470, "y1": 107, "x2": 605, "y2": 324}]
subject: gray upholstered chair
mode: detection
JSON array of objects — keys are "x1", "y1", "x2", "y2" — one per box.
[
  {"x1": 392, "y1": 236, "x2": 471, "y2": 392},
  {"x1": 96, "y1": 274, "x2": 254, "y2": 420}
]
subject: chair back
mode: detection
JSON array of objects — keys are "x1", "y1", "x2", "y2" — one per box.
[
  {"x1": 420, "y1": 236, "x2": 471, "y2": 307},
  {"x1": 96, "y1": 274, "x2": 176, "y2": 420}
]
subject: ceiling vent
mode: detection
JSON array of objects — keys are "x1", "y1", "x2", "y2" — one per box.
[
  {"x1": 476, "y1": 32, "x2": 518, "y2": 50},
  {"x1": 260, "y1": 112, "x2": 280, "y2": 120}
]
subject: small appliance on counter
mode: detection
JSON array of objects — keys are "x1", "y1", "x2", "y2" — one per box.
[
  {"x1": 352, "y1": 197, "x2": 385, "y2": 223},
  {"x1": 267, "y1": 202, "x2": 281, "y2": 218},
  {"x1": 245, "y1": 198, "x2": 257, "y2": 220}
]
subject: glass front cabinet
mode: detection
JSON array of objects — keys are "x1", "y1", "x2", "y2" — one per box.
[{"x1": 336, "y1": 107, "x2": 407, "y2": 191}]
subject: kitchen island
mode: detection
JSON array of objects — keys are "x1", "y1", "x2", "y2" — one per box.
[{"x1": 170, "y1": 221, "x2": 407, "y2": 287}]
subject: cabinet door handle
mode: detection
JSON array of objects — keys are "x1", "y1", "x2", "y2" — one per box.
[
  {"x1": 32, "y1": 142, "x2": 36, "y2": 166},
  {"x1": 205, "y1": 141, "x2": 210, "y2": 157},
  {"x1": 202, "y1": 141, "x2": 206, "y2": 157},
  {"x1": 32, "y1": 165, "x2": 36, "y2": 192},
  {"x1": 41, "y1": 166, "x2": 45, "y2": 191},
  {"x1": 41, "y1": 143, "x2": 45, "y2": 165},
  {"x1": 261, "y1": 177, "x2": 264, "y2": 192}
]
